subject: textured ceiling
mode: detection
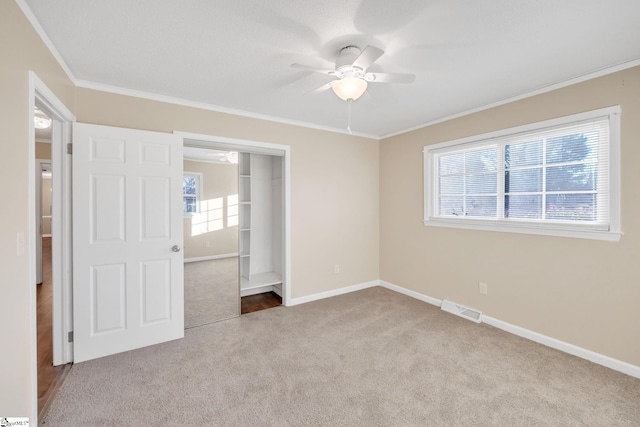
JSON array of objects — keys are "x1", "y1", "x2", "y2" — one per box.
[{"x1": 23, "y1": 0, "x2": 640, "y2": 138}]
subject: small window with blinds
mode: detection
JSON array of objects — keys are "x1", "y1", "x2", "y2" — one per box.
[
  {"x1": 183, "y1": 172, "x2": 202, "y2": 216},
  {"x1": 424, "y1": 106, "x2": 621, "y2": 241}
]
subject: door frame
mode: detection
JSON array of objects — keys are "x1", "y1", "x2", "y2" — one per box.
[
  {"x1": 29, "y1": 71, "x2": 75, "y2": 424},
  {"x1": 177, "y1": 131, "x2": 292, "y2": 306},
  {"x1": 35, "y1": 159, "x2": 52, "y2": 285}
]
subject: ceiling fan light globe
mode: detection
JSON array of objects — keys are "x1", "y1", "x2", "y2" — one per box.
[{"x1": 332, "y1": 77, "x2": 368, "y2": 101}]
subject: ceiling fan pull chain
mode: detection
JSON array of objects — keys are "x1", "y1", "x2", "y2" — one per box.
[{"x1": 347, "y1": 98, "x2": 353, "y2": 134}]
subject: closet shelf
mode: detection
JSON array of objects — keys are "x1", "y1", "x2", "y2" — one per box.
[{"x1": 241, "y1": 272, "x2": 282, "y2": 289}]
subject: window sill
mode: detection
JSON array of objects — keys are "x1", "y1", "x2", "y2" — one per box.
[{"x1": 423, "y1": 217, "x2": 622, "y2": 242}]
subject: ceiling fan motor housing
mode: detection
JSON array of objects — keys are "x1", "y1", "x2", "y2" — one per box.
[{"x1": 335, "y1": 46, "x2": 364, "y2": 77}]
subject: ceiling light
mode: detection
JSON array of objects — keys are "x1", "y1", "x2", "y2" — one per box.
[
  {"x1": 34, "y1": 108, "x2": 52, "y2": 129},
  {"x1": 332, "y1": 77, "x2": 368, "y2": 101}
]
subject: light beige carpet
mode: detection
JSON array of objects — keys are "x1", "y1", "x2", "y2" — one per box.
[
  {"x1": 43, "y1": 287, "x2": 640, "y2": 426},
  {"x1": 184, "y1": 257, "x2": 239, "y2": 328}
]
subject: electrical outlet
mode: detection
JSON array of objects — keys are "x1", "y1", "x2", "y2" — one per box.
[
  {"x1": 478, "y1": 282, "x2": 488, "y2": 295},
  {"x1": 334, "y1": 264, "x2": 340, "y2": 274}
]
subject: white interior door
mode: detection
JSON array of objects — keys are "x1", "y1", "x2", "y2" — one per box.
[{"x1": 72, "y1": 123, "x2": 184, "y2": 363}]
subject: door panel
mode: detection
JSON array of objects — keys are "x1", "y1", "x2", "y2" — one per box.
[
  {"x1": 91, "y1": 264, "x2": 126, "y2": 334},
  {"x1": 73, "y1": 123, "x2": 183, "y2": 363},
  {"x1": 91, "y1": 174, "x2": 125, "y2": 242}
]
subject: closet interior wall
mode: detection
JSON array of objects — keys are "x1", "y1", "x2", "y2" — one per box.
[{"x1": 239, "y1": 153, "x2": 284, "y2": 297}]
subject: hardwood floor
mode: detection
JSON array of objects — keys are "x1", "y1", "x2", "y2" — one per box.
[
  {"x1": 241, "y1": 291, "x2": 282, "y2": 314},
  {"x1": 37, "y1": 237, "x2": 71, "y2": 420}
]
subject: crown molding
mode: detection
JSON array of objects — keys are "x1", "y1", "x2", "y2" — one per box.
[
  {"x1": 381, "y1": 58, "x2": 640, "y2": 140},
  {"x1": 19, "y1": 0, "x2": 638, "y2": 142},
  {"x1": 16, "y1": 0, "x2": 78, "y2": 84},
  {"x1": 75, "y1": 79, "x2": 378, "y2": 140},
  {"x1": 17, "y1": 0, "x2": 377, "y2": 140}
]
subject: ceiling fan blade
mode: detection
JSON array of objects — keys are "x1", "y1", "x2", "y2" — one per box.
[
  {"x1": 291, "y1": 63, "x2": 335, "y2": 75},
  {"x1": 304, "y1": 81, "x2": 334, "y2": 95},
  {"x1": 352, "y1": 46, "x2": 384, "y2": 70},
  {"x1": 365, "y1": 72, "x2": 415, "y2": 84}
]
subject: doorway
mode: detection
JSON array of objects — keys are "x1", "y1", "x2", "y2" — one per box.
[
  {"x1": 180, "y1": 133, "x2": 291, "y2": 311},
  {"x1": 33, "y1": 103, "x2": 71, "y2": 419},
  {"x1": 238, "y1": 153, "x2": 284, "y2": 312},
  {"x1": 34, "y1": 154, "x2": 68, "y2": 417},
  {"x1": 182, "y1": 146, "x2": 287, "y2": 324},
  {"x1": 29, "y1": 72, "x2": 76, "y2": 424}
]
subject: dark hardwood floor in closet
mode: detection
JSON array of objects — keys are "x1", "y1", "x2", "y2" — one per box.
[
  {"x1": 241, "y1": 291, "x2": 282, "y2": 314},
  {"x1": 38, "y1": 237, "x2": 71, "y2": 420}
]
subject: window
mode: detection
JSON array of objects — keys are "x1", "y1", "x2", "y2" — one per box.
[
  {"x1": 424, "y1": 106, "x2": 621, "y2": 241},
  {"x1": 183, "y1": 172, "x2": 202, "y2": 215}
]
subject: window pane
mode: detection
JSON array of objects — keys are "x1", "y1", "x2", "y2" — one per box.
[
  {"x1": 465, "y1": 147, "x2": 497, "y2": 173},
  {"x1": 465, "y1": 195, "x2": 497, "y2": 217},
  {"x1": 546, "y1": 194, "x2": 597, "y2": 221},
  {"x1": 546, "y1": 134, "x2": 595, "y2": 164},
  {"x1": 546, "y1": 163, "x2": 597, "y2": 192},
  {"x1": 506, "y1": 168, "x2": 542, "y2": 193},
  {"x1": 439, "y1": 153, "x2": 464, "y2": 175},
  {"x1": 184, "y1": 186, "x2": 196, "y2": 195},
  {"x1": 426, "y1": 109, "x2": 615, "y2": 238},
  {"x1": 466, "y1": 172, "x2": 497, "y2": 194},
  {"x1": 184, "y1": 196, "x2": 197, "y2": 213},
  {"x1": 439, "y1": 196, "x2": 464, "y2": 216},
  {"x1": 183, "y1": 177, "x2": 196, "y2": 187},
  {"x1": 506, "y1": 140, "x2": 542, "y2": 168},
  {"x1": 505, "y1": 195, "x2": 542, "y2": 219},
  {"x1": 440, "y1": 175, "x2": 463, "y2": 194}
]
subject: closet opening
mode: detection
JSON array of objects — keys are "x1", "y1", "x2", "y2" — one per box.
[
  {"x1": 180, "y1": 133, "x2": 290, "y2": 325},
  {"x1": 238, "y1": 153, "x2": 284, "y2": 309}
]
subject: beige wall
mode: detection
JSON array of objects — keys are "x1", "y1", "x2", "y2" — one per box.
[
  {"x1": 0, "y1": 0, "x2": 76, "y2": 418},
  {"x1": 2, "y1": 1, "x2": 379, "y2": 418},
  {"x1": 74, "y1": 88, "x2": 381, "y2": 300},
  {"x1": 8, "y1": 0, "x2": 639, "y2": 418},
  {"x1": 35, "y1": 142, "x2": 51, "y2": 160},
  {"x1": 183, "y1": 160, "x2": 239, "y2": 259},
  {"x1": 380, "y1": 66, "x2": 640, "y2": 366},
  {"x1": 41, "y1": 176, "x2": 52, "y2": 235}
]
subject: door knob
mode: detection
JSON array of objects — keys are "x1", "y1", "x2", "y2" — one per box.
[{"x1": 171, "y1": 245, "x2": 181, "y2": 252}]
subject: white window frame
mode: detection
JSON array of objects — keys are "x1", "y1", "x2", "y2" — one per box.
[
  {"x1": 183, "y1": 171, "x2": 203, "y2": 217},
  {"x1": 423, "y1": 106, "x2": 621, "y2": 241}
]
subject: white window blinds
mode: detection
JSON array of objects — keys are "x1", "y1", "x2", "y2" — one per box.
[{"x1": 424, "y1": 107, "x2": 620, "y2": 240}]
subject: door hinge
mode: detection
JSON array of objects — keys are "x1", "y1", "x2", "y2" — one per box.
[
  {"x1": 67, "y1": 143, "x2": 72, "y2": 155},
  {"x1": 68, "y1": 331, "x2": 74, "y2": 343}
]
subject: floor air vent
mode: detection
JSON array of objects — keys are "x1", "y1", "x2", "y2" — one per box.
[{"x1": 441, "y1": 300, "x2": 482, "y2": 323}]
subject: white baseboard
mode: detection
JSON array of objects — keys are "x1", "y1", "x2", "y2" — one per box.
[
  {"x1": 482, "y1": 315, "x2": 640, "y2": 379},
  {"x1": 287, "y1": 280, "x2": 379, "y2": 306},
  {"x1": 283, "y1": 278, "x2": 640, "y2": 379},
  {"x1": 379, "y1": 280, "x2": 640, "y2": 380},
  {"x1": 184, "y1": 253, "x2": 238, "y2": 263},
  {"x1": 379, "y1": 280, "x2": 442, "y2": 307}
]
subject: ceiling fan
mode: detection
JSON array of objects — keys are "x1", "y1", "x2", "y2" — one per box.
[{"x1": 291, "y1": 45, "x2": 415, "y2": 102}]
